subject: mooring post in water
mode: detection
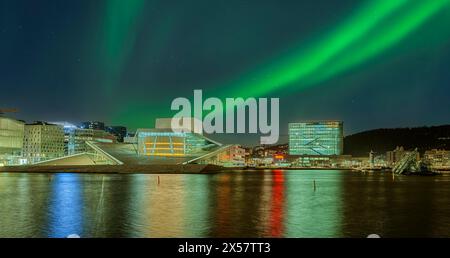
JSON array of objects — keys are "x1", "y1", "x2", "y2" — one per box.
[
  {"x1": 157, "y1": 176, "x2": 160, "y2": 185},
  {"x1": 313, "y1": 180, "x2": 316, "y2": 191}
]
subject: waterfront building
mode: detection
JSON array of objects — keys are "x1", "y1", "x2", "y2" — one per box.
[
  {"x1": 50, "y1": 122, "x2": 117, "y2": 155},
  {"x1": 134, "y1": 117, "x2": 220, "y2": 157},
  {"x1": 50, "y1": 122, "x2": 78, "y2": 155},
  {"x1": 23, "y1": 122, "x2": 64, "y2": 163},
  {"x1": 0, "y1": 116, "x2": 25, "y2": 165},
  {"x1": 424, "y1": 149, "x2": 450, "y2": 169},
  {"x1": 272, "y1": 153, "x2": 293, "y2": 167},
  {"x1": 24, "y1": 118, "x2": 245, "y2": 167},
  {"x1": 386, "y1": 146, "x2": 405, "y2": 166},
  {"x1": 291, "y1": 154, "x2": 359, "y2": 168},
  {"x1": 81, "y1": 121, "x2": 105, "y2": 131},
  {"x1": 248, "y1": 157, "x2": 274, "y2": 167},
  {"x1": 292, "y1": 155, "x2": 332, "y2": 167},
  {"x1": 72, "y1": 128, "x2": 117, "y2": 153},
  {"x1": 289, "y1": 121, "x2": 343, "y2": 156},
  {"x1": 216, "y1": 145, "x2": 245, "y2": 167},
  {"x1": 386, "y1": 146, "x2": 420, "y2": 167},
  {"x1": 369, "y1": 150, "x2": 375, "y2": 168},
  {"x1": 106, "y1": 126, "x2": 127, "y2": 142},
  {"x1": 135, "y1": 128, "x2": 220, "y2": 157}
]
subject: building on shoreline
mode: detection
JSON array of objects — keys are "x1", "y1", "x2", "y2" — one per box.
[
  {"x1": 50, "y1": 121, "x2": 78, "y2": 155},
  {"x1": 71, "y1": 128, "x2": 117, "y2": 154},
  {"x1": 386, "y1": 146, "x2": 420, "y2": 168},
  {"x1": 135, "y1": 128, "x2": 220, "y2": 157},
  {"x1": 22, "y1": 122, "x2": 64, "y2": 164},
  {"x1": 289, "y1": 121, "x2": 343, "y2": 156},
  {"x1": 27, "y1": 118, "x2": 245, "y2": 167},
  {"x1": 0, "y1": 116, "x2": 25, "y2": 166},
  {"x1": 52, "y1": 122, "x2": 118, "y2": 155},
  {"x1": 287, "y1": 121, "x2": 345, "y2": 168},
  {"x1": 424, "y1": 149, "x2": 450, "y2": 170}
]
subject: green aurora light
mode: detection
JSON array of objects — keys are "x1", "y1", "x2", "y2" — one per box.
[
  {"x1": 103, "y1": 0, "x2": 450, "y2": 128},
  {"x1": 215, "y1": 0, "x2": 450, "y2": 98},
  {"x1": 100, "y1": 0, "x2": 147, "y2": 95}
]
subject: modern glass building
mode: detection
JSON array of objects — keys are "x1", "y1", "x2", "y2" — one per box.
[
  {"x1": 289, "y1": 121, "x2": 343, "y2": 156},
  {"x1": 136, "y1": 129, "x2": 219, "y2": 157}
]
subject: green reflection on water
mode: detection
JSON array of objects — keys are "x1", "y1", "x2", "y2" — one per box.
[{"x1": 285, "y1": 170, "x2": 342, "y2": 237}]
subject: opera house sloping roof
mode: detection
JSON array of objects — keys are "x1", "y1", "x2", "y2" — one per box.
[{"x1": 34, "y1": 128, "x2": 231, "y2": 166}]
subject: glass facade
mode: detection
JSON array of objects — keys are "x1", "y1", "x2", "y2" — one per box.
[
  {"x1": 136, "y1": 130, "x2": 215, "y2": 157},
  {"x1": 289, "y1": 121, "x2": 343, "y2": 156}
]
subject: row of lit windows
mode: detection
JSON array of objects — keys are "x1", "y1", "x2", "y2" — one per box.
[{"x1": 289, "y1": 123, "x2": 343, "y2": 156}]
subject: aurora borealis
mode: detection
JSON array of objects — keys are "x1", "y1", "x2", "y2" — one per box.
[
  {"x1": 221, "y1": 0, "x2": 450, "y2": 98},
  {"x1": 1, "y1": 0, "x2": 450, "y2": 144}
]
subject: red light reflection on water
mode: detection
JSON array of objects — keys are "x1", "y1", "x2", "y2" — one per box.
[{"x1": 269, "y1": 170, "x2": 285, "y2": 237}]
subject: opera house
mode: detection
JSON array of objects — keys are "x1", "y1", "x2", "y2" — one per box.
[{"x1": 0, "y1": 117, "x2": 245, "y2": 173}]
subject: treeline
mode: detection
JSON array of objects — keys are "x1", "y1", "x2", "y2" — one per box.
[{"x1": 344, "y1": 125, "x2": 450, "y2": 157}]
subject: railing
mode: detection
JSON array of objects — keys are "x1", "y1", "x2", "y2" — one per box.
[{"x1": 85, "y1": 141, "x2": 124, "y2": 165}]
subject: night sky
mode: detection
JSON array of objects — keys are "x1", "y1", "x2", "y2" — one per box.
[{"x1": 1, "y1": 0, "x2": 450, "y2": 145}]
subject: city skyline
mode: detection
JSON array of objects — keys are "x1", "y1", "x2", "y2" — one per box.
[
  {"x1": 3, "y1": 114, "x2": 450, "y2": 145},
  {"x1": 2, "y1": 0, "x2": 450, "y2": 241}
]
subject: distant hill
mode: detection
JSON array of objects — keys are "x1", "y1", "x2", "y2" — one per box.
[{"x1": 344, "y1": 125, "x2": 450, "y2": 157}]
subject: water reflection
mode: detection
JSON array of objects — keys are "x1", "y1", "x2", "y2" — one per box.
[
  {"x1": 340, "y1": 172, "x2": 450, "y2": 237},
  {"x1": 209, "y1": 171, "x2": 272, "y2": 237},
  {"x1": 48, "y1": 174, "x2": 82, "y2": 237},
  {"x1": 144, "y1": 175, "x2": 186, "y2": 237},
  {"x1": 183, "y1": 175, "x2": 210, "y2": 237},
  {"x1": 269, "y1": 170, "x2": 284, "y2": 237},
  {"x1": 0, "y1": 174, "x2": 50, "y2": 237},
  {"x1": 0, "y1": 171, "x2": 449, "y2": 237},
  {"x1": 285, "y1": 170, "x2": 342, "y2": 237}
]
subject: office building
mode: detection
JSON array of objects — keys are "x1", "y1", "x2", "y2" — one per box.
[
  {"x1": 50, "y1": 122, "x2": 78, "y2": 155},
  {"x1": 23, "y1": 122, "x2": 65, "y2": 163},
  {"x1": 0, "y1": 116, "x2": 25, "y2": 165},
  {"x1": 72, "y1": 128, "x2": 117, "y2": 153},
  {"x1": 289, "y1": 121, "x2": 343, "y2": 156},
  {"x1": 50, "y1": 122, "x2": 116, "y2": 155}
]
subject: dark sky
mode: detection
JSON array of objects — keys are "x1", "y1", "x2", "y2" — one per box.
[{"x1": 1, "y1": 0, "x2": 450, "y2": 145}]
